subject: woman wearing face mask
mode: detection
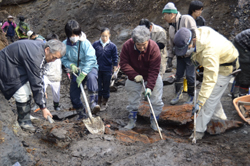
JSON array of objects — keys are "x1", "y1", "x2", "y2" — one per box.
[
  {"x1": 92, "y1": 28, "x2": 118, "y2": 111},
  {"x1": 61, "y1": 20, "x2": 100, "y2": 120},
  {"x1": 188, "y1": 1, "x2": 205, "y2": 27}
]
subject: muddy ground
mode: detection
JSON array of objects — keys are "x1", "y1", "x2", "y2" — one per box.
[{"x1": 0, "y1": 69, "x2": 249, "y2": 166}]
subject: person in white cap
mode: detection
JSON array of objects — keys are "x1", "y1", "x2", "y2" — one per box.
[
  {"x1": 27, "y1": 30, "x2": 46, "y2": 43},
  {"x1": 173, "y1": 27, "x2": 239, "y2": 140},
  {"x1": 162, "y1": 2, "x2": 197, "y2": 105},
  {"x1": 1, "y1": 15, "x2": 16, "y2": 44}
]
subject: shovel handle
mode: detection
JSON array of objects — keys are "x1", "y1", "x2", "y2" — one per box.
[
  {"x1": 142, "y1": 80, "x2": 163, "y2": 140},
  {"x1": 47, "y1": 116, "x2": 54, "y2": 124}
]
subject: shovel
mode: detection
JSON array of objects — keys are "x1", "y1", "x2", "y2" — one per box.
[
  {"x1": 110, "y1": 66, "x2": 120, "y2": 92},
  {"x1": 73, "y1": 73, "x2": 105, "y2": 134},
  {"x1": 142, "y1": 80, "x2": 163, "y2": 140}
]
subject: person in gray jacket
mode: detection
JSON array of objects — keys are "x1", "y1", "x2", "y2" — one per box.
[
  {"x1": 162, "y1": 2, "x2": 197, "y2": 105},
  {"x1": 0, "y1": 40, "x2": 66, "y2": 132}
]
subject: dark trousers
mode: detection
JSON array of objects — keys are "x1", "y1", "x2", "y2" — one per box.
[
  {"x1": 98, "y1": 71, "x2": 112, "y2": 99},
  {"x1": 176, "y1": 56, "x2": 195, "y2": 96},
  {"x1": 70, "y1": 68, "x2": 98, "y2": 109},
  {"x1": 6, "y1": 35, "x2": 15, "y2": 43}
]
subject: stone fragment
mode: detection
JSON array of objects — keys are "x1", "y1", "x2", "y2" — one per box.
[{"x1": 50, "y1": 128, "x2": 68, "y2": 140}]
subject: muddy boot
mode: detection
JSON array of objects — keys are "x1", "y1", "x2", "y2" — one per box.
[
  {"x1": 100, "y1": 98, "x2": 109, "y2": 111},
  {"x1": 89, "y1": 93, "x2": 100, "y2": 114},
  {"x1": 150, "y1": 114, "x2": 162, "y2": 131},
  {"x1": 97, "y1": 96, "x2": 102, "y2": 106},
  {"x1": 53, "y1": 101, "x2": 61, "y2": 111},
  {"x1": 16, "y1": 100, "x2": 36, "y2": 132},
  {"x1": 184, "y1": 95, "x2": 194, "y2": 105},
  {"x1": 124, "y1": 111, "x2": 137, "y2": 130},
  {"x1": 170, "y1": 82, "x2": 183, "y2": 105},
  {"x1": 76, "y1": 107, "x2": 87, "y2": 120},
  {"x1": 189, "y1": 132, "x2": 204, "y2": 140}
]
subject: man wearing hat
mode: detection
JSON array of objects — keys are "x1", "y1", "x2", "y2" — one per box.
[
  {"x1": 27, "y1": 30, "x2": 46, "y2": 43},
  {"x1": 162, "y1": 2, "x2": 197, "y2": 105},
  {"x1": 1, "y1": 15, "x2": 16, "y2": 44},
  {"x1": 15, "y1": 16, "x2": 30, "y2": 40},
  {"x1": 174, "y1": 27, "x2": 239, "y2": 140}
]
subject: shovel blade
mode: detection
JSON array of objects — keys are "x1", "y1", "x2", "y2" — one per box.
[{"x1": 83, "y1": 116, "x2": 105, "y2": 135}]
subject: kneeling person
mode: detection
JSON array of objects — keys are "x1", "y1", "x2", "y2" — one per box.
[{"x1": 120, "y1": 25, "x2": 164, "y2": 131}]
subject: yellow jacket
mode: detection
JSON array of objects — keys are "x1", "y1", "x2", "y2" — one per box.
[{"x1": 192, "y1": 27, "x2": 239, "y2": 105}]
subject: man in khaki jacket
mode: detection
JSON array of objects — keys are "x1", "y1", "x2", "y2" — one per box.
[
  {"x1": 139, "y1": 19, "x2": 168, "y2": 77},
  {"x1": 174, "y1": 27, "x2": 239, "y2": 140},
  {"x1": 162, "y1": 2, "x2": 197, "y2": 105}
]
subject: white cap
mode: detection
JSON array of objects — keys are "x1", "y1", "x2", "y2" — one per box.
[
  {"x1": 27, "y1": 30, "x2": 33, "y2": 39},
  {"x1": 7, "y1": 15, "x2": 14, "y2": 19}
]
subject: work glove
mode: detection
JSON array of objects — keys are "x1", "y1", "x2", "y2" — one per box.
[
  {"x1": 134, "y1": 75, "x2": 143, "y2": 83},
  {"x1": 76, "y1": 72, "x2": 87, "y2": 87},
  {"x1": 70, "y1": 64, "x2": 78, "y2": 74},
  {"x1": 112, "y1": 72, "x2": 118, "y2": 80},
  {"x1": 167, "y1": 57, "x2": 173, "y2": 68},
  {"x1": 192, "y1": 103, "x2": 201, "y2": 115},
  {"x1": 186, "y1": 48, "x2": 195, "y2": 57},
  {"x1": 145, "y1": 88, "x2": 152, "y2": 98}
]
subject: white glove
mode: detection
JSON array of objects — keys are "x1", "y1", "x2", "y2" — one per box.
[
  {"x1": 186, "y1": 47, "x2": 195, "y2": 57},
  {"x1": 134, "y1": 75, "x2": 143, "y2": 83},
  {"x1": 112, "y1": 72, "x2": 118, "y2": 80}
]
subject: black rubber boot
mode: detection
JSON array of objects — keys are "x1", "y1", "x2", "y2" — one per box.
[
  {"x1": 53, "y1": 101, "x2": 61, "y2": 111},
  {"x1": 170, "y1": 82, "x2": 183, "y2": 105},
  {"x1": 16, "y1": 100, "x2": 36, "y2": 132},
  {"x1": 76, "y1": 107, "x2": 87, "y2": 120}
]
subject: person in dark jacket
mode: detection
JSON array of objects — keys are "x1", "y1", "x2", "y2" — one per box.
[
  {"x1": 92, "y1": 28, "x2": 118, "y2": 111},
  {"x1": 120, "y1": 25, "x2": 164, "y2": 131},
  {"x1": 0, "y1": 40, "x2": 66, "y2": 132},
  {"x1": 1, "y1": 15, "x2": 16, "y2": 44},
  {"x1": 188, "y1": 1, "x2": 205, "y2": 27},
  {"x1": 232, "y1": 29, "x2": 250, "y2": 97}
]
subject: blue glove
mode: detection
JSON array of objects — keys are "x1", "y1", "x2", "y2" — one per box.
[
  {"x1": 145, "y1": 88, "x2": 152, "y2": 98},
  {"x1": 192, "y1": 103, "x2": 201, "y2": 115}
]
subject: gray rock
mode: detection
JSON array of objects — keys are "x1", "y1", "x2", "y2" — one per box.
[{"x1": 50, "y1": 128, "x2": 68, "y2": 140}]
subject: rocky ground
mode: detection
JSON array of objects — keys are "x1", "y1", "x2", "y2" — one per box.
[{"x1": 0, "y1": 0, "x2": 250, "y2": 166}]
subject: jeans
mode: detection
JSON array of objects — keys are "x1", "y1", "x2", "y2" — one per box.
[
  {"x1": 125, "y1": 74, "x2": 164, "y2": 116},
  {"x1": 98, "y1": 70, "x2": 112, "y2": 99},
  {"x1": 70, "y1": 68, "x2": 98, "y2": 109},
  {"x1": 176, "y1": 56, "x2": 195, "y2": 96}
]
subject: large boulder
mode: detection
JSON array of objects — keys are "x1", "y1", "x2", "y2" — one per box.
[{"x1": 0, "y1": 93, "x2": 34, "y2": 165}]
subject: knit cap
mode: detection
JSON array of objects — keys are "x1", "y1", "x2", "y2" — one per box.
[{"x1": 162, "y1": 2, "x2": 178, "y2": 14}]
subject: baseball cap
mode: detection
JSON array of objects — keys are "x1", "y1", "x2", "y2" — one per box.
[{"x1": 174, "y1": 27, "x2": 192, "y2": 56}]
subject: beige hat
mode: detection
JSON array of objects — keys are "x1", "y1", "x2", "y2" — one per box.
[
  {"x1": 27, "y1": 30, "x2": 34, "y2": 39},
  {"x1": 7, "y1": 15, "x2": 14, "y2": 19}
]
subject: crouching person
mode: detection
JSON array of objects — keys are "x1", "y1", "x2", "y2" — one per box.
[
  {"x1": 0, "y1": 40, "x2": 66, "y2": 132},
  {"x1": 120, "y1": 25, "x2": 164, "y2": 131},
  {"x1": 173, "y1": 27, "x2": 239, "y2": 140}
]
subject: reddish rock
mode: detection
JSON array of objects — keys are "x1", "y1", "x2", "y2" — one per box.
[
  {"x1": 115, "y1": 130, "x2": 151, "y2": 144},
  {"x1": 138, "y1": 101, "x2": 193, "y2": 125}
]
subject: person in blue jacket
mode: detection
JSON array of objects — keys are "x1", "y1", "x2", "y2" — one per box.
[
  {"x1": 92, "y1": 28, "x2": 118, "y2": 111},
  {"x1": 61, "y1": 20, "x2": 100, "y2": 119}
]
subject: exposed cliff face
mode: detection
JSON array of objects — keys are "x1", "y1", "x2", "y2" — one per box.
[
  {"x1": 0, "y1": 0, "x2": 35, "y2": 6},
  {"x1": 0, "y1": 0, "x2": 245, "y2": 50}
]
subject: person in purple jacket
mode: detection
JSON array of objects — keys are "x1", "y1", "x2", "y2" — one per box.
[
  {"x1": 92, "y1": 28, "x2": 119, "y2": 111},
  {"x1": 1, "y1": 15, "x2": 16, "y2": 44}
]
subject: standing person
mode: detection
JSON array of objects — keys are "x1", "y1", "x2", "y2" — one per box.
[
  {"x1": 61, "y1": 20, "x2": 100, "y2": 120},
  {"x1": 162, "y1": 2, "x2": 197, "y2": 105},
  {"x1": 0, "y1": 40, "x2": 66, "y2": 132},
  {"x1": 188, "y1": 1, "x2": 205, "y2": 27},
  {"x1": 27, "y1": 30, "x2": 46, "y2": 43},
  {"x1": 174, "y1": 27, "x2": 239, "y2": 140},
  {"x1": 139, "y1": 19, "x2": 168, "y2": 77},
  {"x1": 232, "y1": 29, "x2": 250, "y2": 98},
  {"x1": 15, "y1": 16, "x2": 30, "y2": 40},
  {"x1": 120, "y1": 25, "x2": 164, "y2": 131},
  {"x1": 1, "y1": 15, "x2": 16, "y2": 44},
  {"x1": 92, "y1": 28, "x2": 118, "y2": 111}
]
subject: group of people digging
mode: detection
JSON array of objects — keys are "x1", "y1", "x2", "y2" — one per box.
[{"x1": 0, "y1": 1, "x2": 249, "y2": 142}]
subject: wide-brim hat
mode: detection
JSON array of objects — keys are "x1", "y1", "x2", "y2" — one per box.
[{"x1": 8, "y1": 15, "x2": 14, "y2": 19}]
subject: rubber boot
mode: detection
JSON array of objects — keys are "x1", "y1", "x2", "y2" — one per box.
[
  {"x1": 150, "y1": 114, "x2": 162, "y2": 131},
  {"x1": 100, "y1": 98, "x2": 109, "y2": 111},
  {"x1": 16, "y1": 100, "x2": 36, "y2": 132},
  {"x1": 124, "y1": 111, "x2": 137, "y2": 130},
  {"x1": 76, "y1": 107, "x2": 87, "y2": 120},
  {"x1": 184, "y1": 95, "x2": 194, "y2": 105},
  {"x1": 89, "y1": 93, "x2": 100, "y2": 114},
  {"x1": 189, "y1": 132, "x2": 204, "y2": 140},
  {"x1": 170, "y1": 82, "x2": 183, "y2": 105},
  {"x1": 53, "y1": 101, "x2": 61, "y2": 111}
]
